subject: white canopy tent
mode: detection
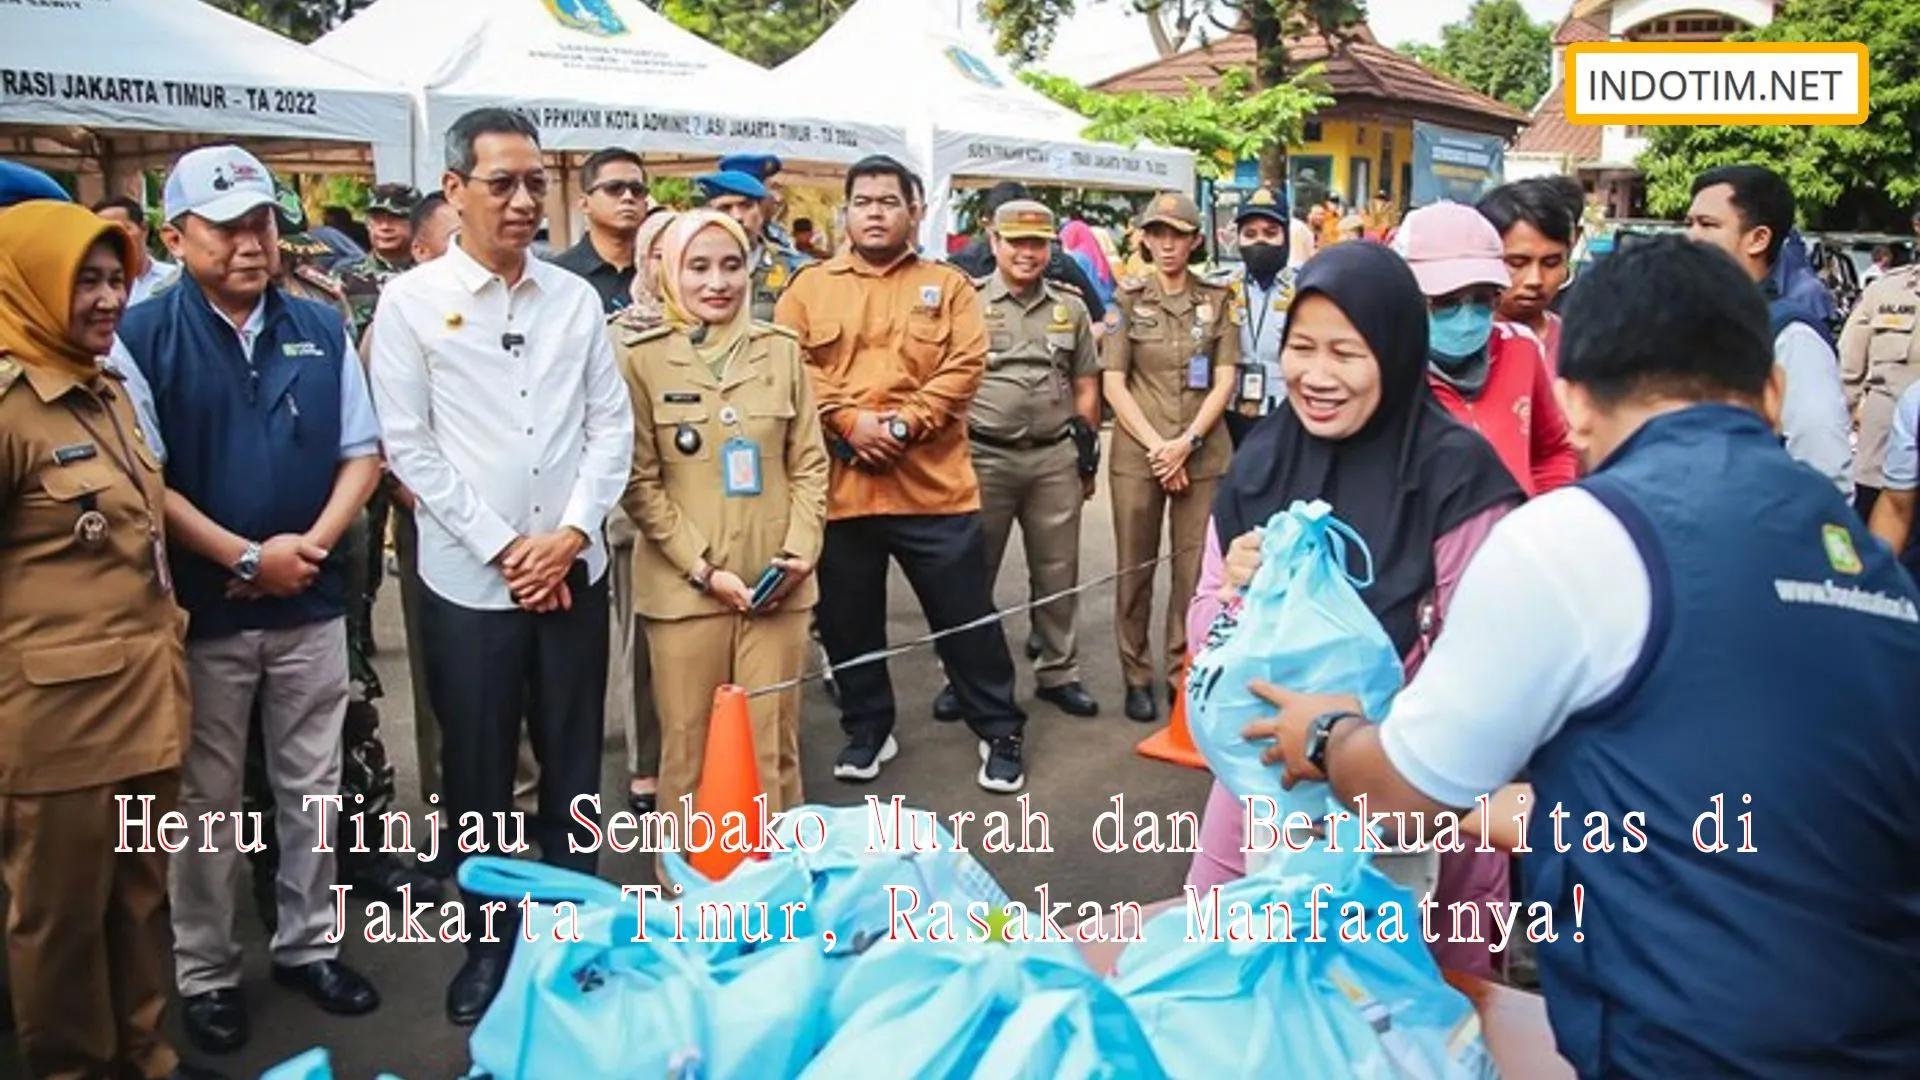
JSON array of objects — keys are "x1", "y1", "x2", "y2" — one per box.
[
  {"x1": 772, "y1": 0, "x2": 1197, "y2": 248},
  {"x1": 314, "y1": 0, "x2": 912, "y2": 191},
  {"x1": 0, "y1": 0, "x2": 412, "y2": 199}
]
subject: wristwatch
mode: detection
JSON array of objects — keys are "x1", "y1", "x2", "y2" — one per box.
[
  {"x1": 688, "y1": 564, "x2": 714, "y2": 594},
  {"x1": 1187, "y1": 431, "x2": 1204, "y2": 452},
  {"x1": 232, "y1": 541, "x2": 263, "y2": 582},
  {"x1": 1303, "y1": 710, "x2": 1364, "y2": 774}
]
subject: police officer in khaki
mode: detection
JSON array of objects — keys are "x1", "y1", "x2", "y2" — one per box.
[
  {"x1": 932, "y1": 199, "x2": 1102, "y2": 720},
  {"x1": 0, "y1": 202, "x2": 218, "y2": 1080},
  {"x1": 1103, "y1": 191, "x2": 1241, "y2": 722},
  {"x1": 1840, "y1": 201, "x2": 1920, "y2": 519},
  {"x1": 613, "y1": 210, "x2": 828, "y2": 874}
]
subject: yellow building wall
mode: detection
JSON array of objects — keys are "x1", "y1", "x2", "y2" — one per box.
[{"x1": 1287, "y1": 118, "x2": 1414, "y2": 206}]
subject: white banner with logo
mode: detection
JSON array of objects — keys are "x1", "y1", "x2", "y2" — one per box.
[{"x1": 1, "y1": 0, "x2": 413, "y2": 180}]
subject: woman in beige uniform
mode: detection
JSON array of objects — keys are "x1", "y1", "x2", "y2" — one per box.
[
  {"x1": 614, "y1": 210, "x2": 828, "y2": 866},
  {"x1": 1103, "y1": 191, "x2": 1240, "y2": 723},
  {"x1": 0, "y1": 202, "x2": 211, "y2": 1078}
]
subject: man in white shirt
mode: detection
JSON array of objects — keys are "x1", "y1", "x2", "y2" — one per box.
[
  {"x1": 1235, "y1": 236, "x2": 1920, "y2": 1078},
  {"x1": 1684, "y1": 164, "x2": 1854, "y2": 499},
  {"x1": 1867, "y1": 378, "x2": 1920, "y2": 562},
  {"x1": 93, "y1": 195, "x2": 180, "y2": 305},
  {"x1": 368, "y1": 108, "x2": 634, "y2": 1028}
]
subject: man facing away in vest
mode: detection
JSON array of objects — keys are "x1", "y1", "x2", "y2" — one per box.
[
  {"x1": 1238, "y1": 235, "x2": 1920, "y2": 1078},
  {"x1": 118, "y1": 145, "x2": 384, "y2": 1056}
]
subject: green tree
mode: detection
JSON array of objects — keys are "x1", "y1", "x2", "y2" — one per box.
[
  {"x1": 1395, "y1": 0, "x2": 1550, "y2": 111},
  {"x1": 654, "y1": 0, "x2": 845, "y2": 67},
  {"x1": 983, "y1": 0, "x2": 1364, "y2": 182},
  {"x1": 208, "y1": 0, "x2": 370, "y2": 43},
  {"x1": 1021, "y1": 66, "x2": 1332, "y2": 179},
  {"x1": 1638, "y1": 0, "x2": 1920, "y2": 231}
]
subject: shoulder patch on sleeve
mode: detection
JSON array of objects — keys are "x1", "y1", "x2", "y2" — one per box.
[{"x1": 617, "y1": 323, "x2": 674, "y2": 347}]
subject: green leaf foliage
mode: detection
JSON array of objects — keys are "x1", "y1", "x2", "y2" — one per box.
[
  {"x1": 1393, "y1": 0, "x2": 1551, "y2": 111},
  {"x1": 655, "y1": 0, "x2": 845, "y2": 67},
  {"x1": 1637, "y1": 0, "x2": 1920, "y2": 231}
]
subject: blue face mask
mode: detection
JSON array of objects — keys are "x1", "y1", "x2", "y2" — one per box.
[{"x1": 1428, "y1": 302, "x2": 1495, "y2": 361}]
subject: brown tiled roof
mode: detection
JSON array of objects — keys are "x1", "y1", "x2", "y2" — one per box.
[
  {"x1": 1553, "y1": 13, "x2": 1609, "y2": 44},
  {"x1": 1510, "y1": 79, "x2": 1601, "y2": 161},
  {"x1": 1094, "y1": 25, "x2": 1529, "y2": 137}
]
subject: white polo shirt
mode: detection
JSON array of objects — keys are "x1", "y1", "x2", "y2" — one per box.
[
  {"x1": 1880, "y1": 379, "x2": 1920, "y2": 493},
  {"x1": 368, "y1": 239, "x2": 634, "y2": 611}
]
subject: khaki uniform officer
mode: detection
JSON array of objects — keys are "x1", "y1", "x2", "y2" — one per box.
[
  {"x1": 1840, "y1": 261, "x2": 1920, "y2": 509},
  {"x1": 1102, "y1": 192, "x2": 1241, "y2": 722},
  {"x1": 615, "y1": 211, "x2": 829, "y2": 868},
  {"x1": 0, "y1": 203, "x2": 198, "y2": 1080},
  {"x1": 961, "y1": 199, "x2": 1103, "y2": 718}
]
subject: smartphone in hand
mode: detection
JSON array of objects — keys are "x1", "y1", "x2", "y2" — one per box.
[{"x1": 749, "y1": 565, "x2": 788, "y2": 611}]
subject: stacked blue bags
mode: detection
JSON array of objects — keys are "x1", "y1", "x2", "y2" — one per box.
[
  {"x1": 1109, "y1": 834, "x2": 1500, "y2": 1079},
  {"x1": 459, "y1": 804, "x2": 1164, "y2": 1080}
]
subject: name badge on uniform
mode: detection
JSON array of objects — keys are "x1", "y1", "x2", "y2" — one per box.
[
  {"x1": 1872, "y1": 312, "x2": 1916, "y2": 332},
  {"x1": 1237, "y1": 364, "x2": 1266, "y2": 404},
  {"x1": 1187, "y1": 354, "x2": 1212, "y2": 390},
  {"x1": 722, "y1": 437, "x2": 763, "y2": 497}
]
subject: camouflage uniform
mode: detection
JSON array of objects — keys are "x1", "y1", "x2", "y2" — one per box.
[{"x1": 750, "y1": 239, "x2": 812, "y2": 324}]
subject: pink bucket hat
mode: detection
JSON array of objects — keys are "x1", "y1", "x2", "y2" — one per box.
[{"x1": 1391, "y1": 201, "x2": 1511, "y2": 297}]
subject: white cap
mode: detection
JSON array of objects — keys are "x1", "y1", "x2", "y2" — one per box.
[{"x1": 162, "y1": 145, "x2": 277, "y2": 224}]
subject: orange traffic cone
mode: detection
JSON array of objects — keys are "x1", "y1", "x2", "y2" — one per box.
[
  {"x1": 1136, "y1": 657, "x2": 1207, "y2": 769},
  {"x1": 688, "y1": 684, "x2": 768, "y2": 881}
]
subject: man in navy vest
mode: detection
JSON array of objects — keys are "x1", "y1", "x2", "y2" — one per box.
[
  {"x1": 118, "y1": 145, "x2": 384, "y2": 1055},
  {"x1": 1240, "y1": 234, "x2": 1920, "y2": 1077},
  {"x1": 1685, "y1": 164, "x2": 1854, "y2": 500}
]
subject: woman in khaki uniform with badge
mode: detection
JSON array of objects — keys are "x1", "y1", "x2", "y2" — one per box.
[
  {"x1": 1103, "y1": 192, "x2": 1241, "y2": 723},
  {"x1": 0, "y1": 203, "x2": 213, "y2": 1079},
  {"x1": 614, "y1": 210, "x2": 828, "y2": 871}
]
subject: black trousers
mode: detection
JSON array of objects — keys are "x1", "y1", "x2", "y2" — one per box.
[
  {"x1": 816, "y1": 513, "x2": 1025, "y2": 746},
  {"x1": 418, "y1": 561, "x2": 608, "y2": 954}
]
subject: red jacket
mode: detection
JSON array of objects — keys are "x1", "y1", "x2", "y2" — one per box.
[{"x1": 1427, "y1": 325, "x2": 1579, "y2": 496}]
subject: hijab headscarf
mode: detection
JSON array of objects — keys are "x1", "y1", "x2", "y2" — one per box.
[
  {"x1": 617, "y1": 208, "x2": 680, "y2": 332},
  {"x1": 1213, "y1": 241, "x2": 1521, "y2": 655},
  {"x1": 1060, "y1": 219, "x2": 1115, "y2": 291},
  {"x1": 657, "y1": 209, "x2": 754, "y2": 376},
  {"x1": 0, "y1": 200, "x2": 133, "y2": 379}
]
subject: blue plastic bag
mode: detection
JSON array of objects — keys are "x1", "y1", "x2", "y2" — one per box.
[
  {"x1": 460, "y1": 857, "x2": 829, "y2": 1080},
  {"x1": 262, "y1": 1048, "x2": 404, "y2": 1080},
  {"x1": 800, "y1": 935, "x2": 1169, "y2": 1080},
  {"x1": 1110, "y1": 826, "x2": 1498, "y2": 1080},
  {"x1": 661, "y1": 802, "x2": 1011, "y2": 955},
  {"x1": 1187, "y1": 499, "x2": 1404, "y2": 818}
]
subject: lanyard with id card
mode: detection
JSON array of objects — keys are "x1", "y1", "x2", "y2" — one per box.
[
  {"x1": 1185, "y1": 306, "x2": 1213, "y2": 390},
  {"x1": 722, "y1": 436, "x2": 763, "y2": 497}
]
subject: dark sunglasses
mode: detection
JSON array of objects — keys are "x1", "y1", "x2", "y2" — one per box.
[
  {"x1": 591, "y1": 180, "x2": 649, "y2": 200},
  {"x1": 460, "y1": 171, "x2": 550, "y2": 201}
]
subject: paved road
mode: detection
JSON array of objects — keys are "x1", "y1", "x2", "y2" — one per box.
[{"x1": 2, "y1": 462, "x2": 1220, "y2": 1078}]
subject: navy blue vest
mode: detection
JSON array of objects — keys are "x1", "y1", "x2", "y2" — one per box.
[
  {"x1": 1523, "y1": 405, "x2": 1920, "y2": 1078},
  {"x1": 120, "y1": 275, "x2": 347, "y2": 640}
]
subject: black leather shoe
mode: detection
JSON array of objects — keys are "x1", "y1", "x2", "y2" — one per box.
[
  {"x1": 168, "y1": 1063, "x2": 232, "y2": 1080},
  {"x1": 447, "y1": 952, "x2": 511, "y2": 1027},
  {"x1": 1036, "y1": 682, "x2": 1100, "y2": 717},
  {"x1": 931, "y1": 684, "x2": 962, "y2": 722},
  {"x1": 181, "y1": 988, "x2": 247, "y2": 1054},
  {"x1": 1124, "y1": 686, "x2": 1157, "y2": 723},
  {"x1": 270, "y1": 958, "x2": 380, "y2": 1016},
  {"x1": 347, "y1": 851, "x2": 441, "y2": 903}
]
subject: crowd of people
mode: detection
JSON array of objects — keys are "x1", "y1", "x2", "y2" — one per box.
[{"x1": 2, "y1": 101, "x2": 1919, "y2": 1079}]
